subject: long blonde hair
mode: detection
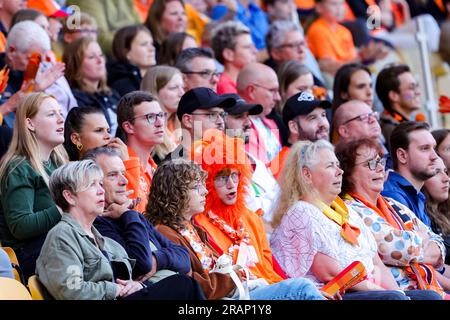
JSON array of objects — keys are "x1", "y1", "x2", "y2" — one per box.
[
  {"x1": 271, "y1": 139, "x2": 334, "y2": 228},
  {"x1": 0, "y1": 93, "x2": 68, "y2": 191}
]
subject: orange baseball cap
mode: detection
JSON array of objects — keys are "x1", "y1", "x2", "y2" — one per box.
[{"x1": 27, "y1": 0, "x2": 71, "y2": 18}]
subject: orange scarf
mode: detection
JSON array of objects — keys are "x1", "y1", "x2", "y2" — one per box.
[
  {"x1": 348, "y1": 192, "x2": 413, "y2": 231},
  {"x1": 347, "y1": 192, "x2": 445, "y2": 297}
]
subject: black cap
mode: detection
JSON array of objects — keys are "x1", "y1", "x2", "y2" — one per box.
[
  {"x1": 283, "y1": 91, "x2": 331, "y2": 125},
  {"x1": 220, "y1": 93, "x2": 263, "y2": 116},
  {"x1": 177, "y1": 87, "x2": 236, "y2": 121}
]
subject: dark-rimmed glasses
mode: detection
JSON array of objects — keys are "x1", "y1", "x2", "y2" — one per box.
[
  {"x1": 183, "y1": 70, "x2": 222, "y2": 80},
  {"x1": 132, "y1": 112, "x2": 167, "y2": 124},
  {"x1": 355, "y1": 157, "x2": 386, "y2": 171},
  {"x1": 343, "y1": 111, "x2": 379, "y2": 125}
]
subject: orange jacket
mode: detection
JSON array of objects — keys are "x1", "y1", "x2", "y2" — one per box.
[
  {"x1": 268, "y1": 146, "x2": 290, "y2": 180},
  {"x1": 193, "y1": 209, "x2": 285, "y2": 284},
  {"x1": 123, "y1": 146, "x2": 157, "y2": 213}
]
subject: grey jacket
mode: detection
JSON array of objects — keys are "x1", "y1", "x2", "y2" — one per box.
[{"x1": 36, "y1": 213, "x2": 135, "y2": 300}]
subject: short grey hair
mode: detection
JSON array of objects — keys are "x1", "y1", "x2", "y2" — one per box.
[
  {"x1": 298, "y1": 139, "x2": 335, "y2": 170},
  {"x1": 265, "y1": 20, "x2": 303, "y2": 52},
  {"x1": 83, "y1": 147, "x2": 120, "y2": 162},
  {"x1": 211, "y1": 21, "x2": 250, "y2": 64},
  {"x1": 175, "y1": 47, "x2": 215, "y2": 73},
  {"x1": 49, "y1": 160, "x2": 104, "y2": 211},
  {"x1": 6, "y1": 20, "x2": 51, "y2": 53}
]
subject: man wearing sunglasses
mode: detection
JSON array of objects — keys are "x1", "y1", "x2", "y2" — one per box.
[
  {"x1": 117, "y1": 91, "x2": 167, "y2": 213},
  {"x1": 164, "y1": 87, "x2": 235, "y2": 162}
]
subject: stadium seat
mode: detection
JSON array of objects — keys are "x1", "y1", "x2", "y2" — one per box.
[
  {"x1": 28, "y1": 275, "x2": 53, "y2": 300},
  {"x1": 0, "y1": 277, "x2": 32, "y2": 300},
  {"x1": 1, "y1": 246, "x2": 25, "y2": 284}
]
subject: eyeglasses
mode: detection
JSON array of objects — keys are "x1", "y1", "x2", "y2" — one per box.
[
  {"x1": 190, "y1": 111, "x2": 228, "y2": 122},
  {"x1": 191, "y1": 182, "x2": 205, "y2": 193},
  {"x1": 132, "y1": 112, "x2": 167, "y2": 124},
  {"x1": 355, "y1": 157, "x2": 387, "y2": 171},
  {"x1": 252, "y1": 83, "x2": 280, "y2": 96},
  {"x1": 343, "y1": 111, "x2": 379, "y2": 125},
  {"x1": 277, "y1": 41, "x2": 306, "y2": 50},
  {"x1": 183, "y1": 69, "x2": 222, "y2": 80},
  {"x1": 214, "y1": 172, "x2": 240, "y2": 187}
]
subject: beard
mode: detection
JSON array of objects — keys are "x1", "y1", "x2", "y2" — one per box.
[
  {"x1": 298, "y1": 125, "x2": 329, "y2": 142},
  {"x1": 411, "y1": 166, "x2": 437, "y2": 181}
]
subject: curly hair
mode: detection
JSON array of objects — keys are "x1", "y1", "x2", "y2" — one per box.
[
  {"x1": 146, "y1": 159, "x2": 207, "y2": 229},
  {"x1": 334, "y1": 138, "x2": 384, "y2": 196}
]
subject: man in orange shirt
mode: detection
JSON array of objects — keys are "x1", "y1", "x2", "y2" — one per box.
[
  {"x1": 306, "y1": 0, "x2": 387, "y2": 75},
  {"x1": 117, "y1": 91, "x2": 165, "y2": 213}
]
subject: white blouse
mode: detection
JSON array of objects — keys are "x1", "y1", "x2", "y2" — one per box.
[{"x1": 270, "y1": 200, "x2": 378, "y2": 286}]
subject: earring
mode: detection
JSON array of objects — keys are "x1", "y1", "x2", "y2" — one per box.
[{"x1": 76, "y1": 143, "x2": 83, "y2": 152}]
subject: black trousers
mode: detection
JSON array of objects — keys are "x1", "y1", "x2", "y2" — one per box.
[{"x1": 123, "y1": 274, "x2": 206, "y2": 300}]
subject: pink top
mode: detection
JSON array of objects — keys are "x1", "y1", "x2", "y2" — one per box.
[{"x1": 217, "y1": 72, "x2": 237, "y2": 94}]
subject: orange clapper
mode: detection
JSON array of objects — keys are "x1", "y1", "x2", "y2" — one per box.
[
  {"x1": 321, "y1": 261, "x2": 367, "y2": 295},
  {"x1": 0, "y1": 65, "x2": 9, "y2": 95},
  {"x1": 23, "y1": 52, "x2": 42, "y2": 92}
]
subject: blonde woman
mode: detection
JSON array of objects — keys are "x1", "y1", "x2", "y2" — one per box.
[
  {"x1": 141, "y1": 65, "x2": 184, "y2": 163},
  {"x1": 270, "y1": 140, "x2": 417, "y2": 300},
  {"x1": 0, "y1": 93, "x2": 67, "y2": 280}
]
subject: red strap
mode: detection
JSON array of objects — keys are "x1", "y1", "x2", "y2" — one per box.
[{"x1": 272, "y1": 255, "x2": 288, "y2": 280}]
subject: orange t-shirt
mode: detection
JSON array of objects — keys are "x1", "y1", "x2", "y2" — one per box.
[
  {"x1": 295, "y1": 0, "x2": 315, "y2": 10},
  {"x1": 123, "y1": 146, "x2": 157, "y2": 213},
  {"x1": 268, "y1": 146, "x2": 290, "y2": 180},
  {"x1": 0, "y1": 32, "x2": 6, "y2": 53},
  {"x1": 134, "y1": 0, "x2": 152, "y2": 23},
  {"x1": 193, "y1": 209, "x2": 284, "y2": 284},
  {"x1": 307, "y1": 17, "x2": 357, "y2": 63}
]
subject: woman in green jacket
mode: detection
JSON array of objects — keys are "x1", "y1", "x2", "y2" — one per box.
[
  {"x1": 0, "y1": 93, "x2": 67, "y2": 280},
  {"x1": 36, "y1": 160, "x2": 205, "y2": 300}
]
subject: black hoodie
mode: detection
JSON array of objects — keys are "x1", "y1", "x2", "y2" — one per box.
[{"x1": 107, "y1": 60, "x2": 142, "y2": 97}]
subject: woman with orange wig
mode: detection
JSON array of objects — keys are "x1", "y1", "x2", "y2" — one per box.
[{"x1": 190, "y1": 129, "x2": 331, "y2": 299}]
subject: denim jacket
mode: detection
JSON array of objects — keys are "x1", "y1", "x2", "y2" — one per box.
[{"x1": 36, "y1": 213, "x2": 135, "y2": 300}]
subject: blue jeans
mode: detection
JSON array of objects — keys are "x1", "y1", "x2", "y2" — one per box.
[
  {"x1": 344, "y1": 290, "x2": 410, "y2": 300},
  {"x1": 0, "y1": 248, "x2": 14, "y2": 279},
  {"x1": 249, "y1": 278, "x2": 325, "y2": 300},
  {"x1": 404, "y1": 290, "x2": 442, "y2": 300}
]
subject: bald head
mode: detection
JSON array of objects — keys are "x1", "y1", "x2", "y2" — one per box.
[
  {"x1": 237, "y1": 63, "x2": 281, "y2": 116},
  {"x1": 237, "y1": 63, "x2": 277, "y2": 93},
  {"x1": 334, "y1": 100, "x2": 381, "y2": 142}
]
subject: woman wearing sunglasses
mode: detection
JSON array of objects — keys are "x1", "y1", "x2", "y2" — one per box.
[{"x1": 336, "y1": 138, "x2": 449, "y2": 299}]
